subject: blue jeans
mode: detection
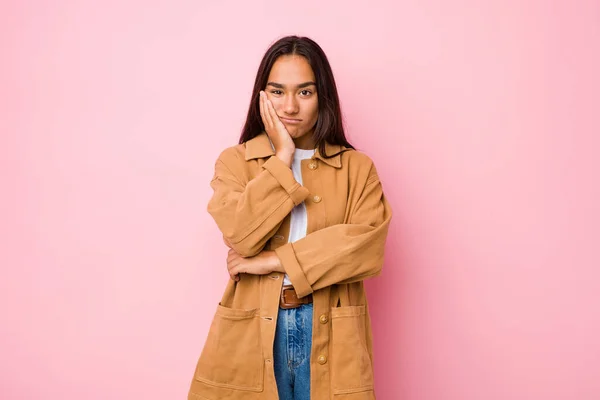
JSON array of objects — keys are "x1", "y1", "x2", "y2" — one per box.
[{"x1": 273, "y1": 303, "x2": 313, "y2": 400}]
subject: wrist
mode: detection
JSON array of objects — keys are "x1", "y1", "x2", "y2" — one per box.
[
  {"x1": 276, "y1": 151, "x2": 294, "y2": 168},
  {"x1": 268, "y1": 250, "x2": 285, "y2": 273}
]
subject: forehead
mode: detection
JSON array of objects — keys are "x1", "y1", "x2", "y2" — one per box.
[{"x1": 267, "y1": 55, "x2": 315, "y2": 83}]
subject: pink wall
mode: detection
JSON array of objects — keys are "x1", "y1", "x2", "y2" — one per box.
[{"x1": 2, "y1": 1, "x2": 599, "y2": 399}]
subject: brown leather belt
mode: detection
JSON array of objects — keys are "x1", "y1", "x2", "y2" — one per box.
[{"x1": 280, "y1": 285, "x2": 313, "y2": 309}]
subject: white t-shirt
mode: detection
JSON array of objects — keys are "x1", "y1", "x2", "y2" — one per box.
[{"x1": 284, "y1": 148, "x2": 316, "y2": 285}]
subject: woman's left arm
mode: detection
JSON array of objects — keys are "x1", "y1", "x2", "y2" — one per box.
[{"x1": 274, "y1": 164, "x2": 393, "y2": 298}]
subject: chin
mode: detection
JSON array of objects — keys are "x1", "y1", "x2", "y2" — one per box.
[{"x1": 289, "y1": 128, "x2": 307, "y2": 138}]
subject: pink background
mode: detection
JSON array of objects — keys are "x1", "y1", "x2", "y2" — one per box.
[{"x1": 2, "y1": 1, "x2": 599, "y2": 399}]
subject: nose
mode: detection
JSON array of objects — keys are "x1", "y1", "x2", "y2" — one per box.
[{"x1": 282, "y1": 94, "x2": 299, "y2": 115}]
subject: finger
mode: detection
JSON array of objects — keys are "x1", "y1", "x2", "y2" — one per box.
[
  {"x1": 229, "y1": 265, "x2": 241, "y2": 277},
  {"x1": 227, "y1": 260, "x2": 237, "y2": 273},
  {"x1": 259, "y1": 91, "x2": 267, "y2": 127},
  {"x1": 259, "y1": 91, "x2": 270, "y2": 127},
  {"x1": 263, "y1": 93, "x2": 275, "y2": 128},
  {"x1": 227, "y1": 248, "x2": 241, "y2": 258},
  {"x1": 266, "y1": 99, "x2": 284, "y2": 129},
  {"x1": 266, "y1": 98, "x2": 277, "y2": 122}
]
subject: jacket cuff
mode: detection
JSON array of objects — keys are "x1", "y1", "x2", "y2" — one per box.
[
  {"x1": 275, "y1": 243, "x2": 313, "y2": 298},
  {"x1": 262, "y1": 156, "x2": 310, "y2": 206}
]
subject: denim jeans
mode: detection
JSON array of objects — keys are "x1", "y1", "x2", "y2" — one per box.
[{"x1": 273, "y1": 303, "x2": 313, "y2": 400}]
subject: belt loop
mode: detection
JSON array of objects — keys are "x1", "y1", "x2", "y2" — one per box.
[
  {"x1": 333, "y1": 285, "x2": 340, "y2": 307},
  {"x1": 336, "y1": 284, "x2": 350, "y2": 308}
]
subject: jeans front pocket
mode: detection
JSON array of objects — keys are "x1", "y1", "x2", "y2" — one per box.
[
  {"x1": 194, "y1": 304, "x2": 264, "y2": 392},
  {"x1": 330, "y1": 305, "x2": 374, "y2": 395}
]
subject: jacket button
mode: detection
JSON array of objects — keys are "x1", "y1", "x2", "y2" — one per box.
[
  {"x1": 317, "y1": 355, "x2": 327, "y2": 364},
  {"x1": 273, "y1": 235, "x2": 285, "y2": 241},
  {"x1": 319, "y1": 314, "x2": 328, "y2": 324},
  {"x1": 308, "y1": 162, "x2": 317, "y2": 170},
  {"x1": 312, "y1": 195, "x2": 322, "y2": 203}
]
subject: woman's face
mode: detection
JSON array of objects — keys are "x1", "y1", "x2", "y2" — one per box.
[{"x1": 264, "y1": 55, "x2": 319, "y2": 149}]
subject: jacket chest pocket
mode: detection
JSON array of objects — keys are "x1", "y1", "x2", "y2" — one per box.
[
  {"x1": 194, "y1": 304, "x2": 264, "y2": 392},
  {"x1": 330, "y1": 305, "x2": 375, "y2": 395}
]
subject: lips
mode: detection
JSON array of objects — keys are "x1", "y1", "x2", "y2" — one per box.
[{"x1": 280, "y1": 117, "x2": 302, "y2": 124}]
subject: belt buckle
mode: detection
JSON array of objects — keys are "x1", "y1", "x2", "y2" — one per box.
[{"x1": 280, "y1": 286, "x2": 302, "y2": 309}]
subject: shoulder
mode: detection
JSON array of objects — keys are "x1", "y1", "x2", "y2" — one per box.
[
  {"x1": 209, "y1": 144, "x2": 250, "y2": 183},
  {"x1": 213, "y1": 143, "x2": 247, "y2": 169},
  {"x1": 340, "y1": 149, "x2": 381, "y2": 184},
  {"x1": 217, "y1": 143, "x2": 245, "y2": 162},
  {"x1": 216, "y1": 133, "x2": 273, "y2": 167},
  {"x1": 341, "y1": 149, "x2": 375, "y2": 166}
]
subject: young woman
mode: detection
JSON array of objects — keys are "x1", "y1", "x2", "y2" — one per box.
[{"x1": 188, "y1": 36, "x2": 392, "y2": 400}]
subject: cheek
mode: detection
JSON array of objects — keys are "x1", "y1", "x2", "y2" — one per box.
[
  {"x1": 307, "y1": 103, "x2": 319, "y2": 122},
  {"x1": 301, "y1": 99, "x2": 318, "y2": 118}
]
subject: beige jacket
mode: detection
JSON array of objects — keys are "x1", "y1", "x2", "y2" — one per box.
[{"x1": 188, "y1": 133, "x2": 392, "y2": 400}]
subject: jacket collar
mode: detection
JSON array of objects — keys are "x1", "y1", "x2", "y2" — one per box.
[{"x1": 244, "y1": 132, "x2": 348, "y2": 168}]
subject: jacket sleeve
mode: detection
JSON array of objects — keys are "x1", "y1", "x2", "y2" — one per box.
[
  {"x1": 207, "y1": 150, "x2": 310, "y2": 257},
  {"x1": 274, "y1": 163, "x2": 392, "y2": 298}
]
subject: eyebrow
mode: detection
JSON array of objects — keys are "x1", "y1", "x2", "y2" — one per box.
[{"x1": 266, "y1": 81, "x2": 316, "y2": 89}]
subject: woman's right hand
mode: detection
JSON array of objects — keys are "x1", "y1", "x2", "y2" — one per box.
[{"x1": 259, "y1": 91, "x2": 295, "y2": 167}]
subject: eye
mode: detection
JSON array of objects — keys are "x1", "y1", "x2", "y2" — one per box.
[
  {"x1": 300, "y1": 90, "x2": 313, "y2": 96},
  {"x1": 270, "y1": 90, "x2": 283, "y2": 95}
]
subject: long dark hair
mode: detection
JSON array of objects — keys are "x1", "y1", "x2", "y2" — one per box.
[{"x1": 239, "y1": 36, "x2": 354, "y2": 157}]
